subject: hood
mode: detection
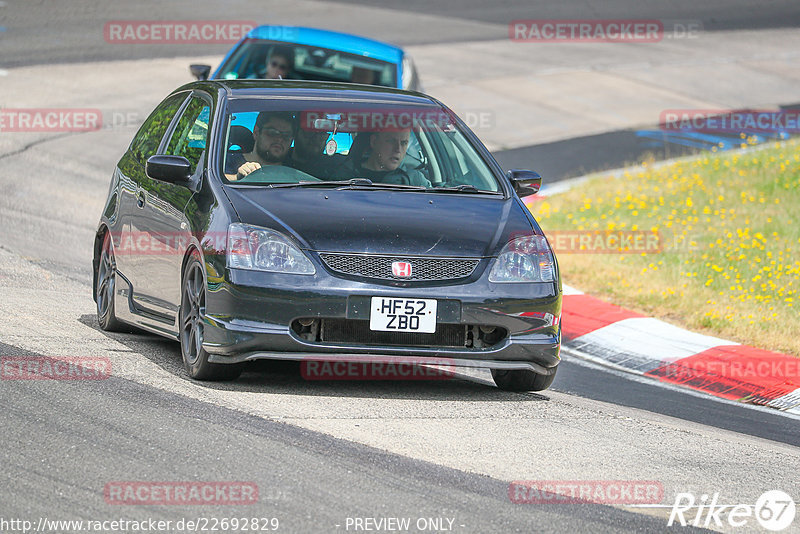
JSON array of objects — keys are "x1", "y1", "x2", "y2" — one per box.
[{"x1": 223, "y1": 187, "x2": 534, "y2": 257}]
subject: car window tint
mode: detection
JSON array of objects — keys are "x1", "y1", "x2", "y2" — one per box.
[
  {"x1": 217, "y1": 39, "x2": 397, "y2": 87},
  {"x1": 130, "y1": 93, "x2": 187, "y2": 164},
  {"x1": 445, "y1": 130, "x2": 499, "y2": 190},
  {"x1": 221, "y1": 105, "x2": 500, "y2": 191},
  {"x1": 165, "y1": 97, "x2": 211, "y2": 172}
]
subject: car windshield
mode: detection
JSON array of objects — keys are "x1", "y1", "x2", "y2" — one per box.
[
  {"x1": 220, "y1": 99, "x2": 502, "y2": 193},
  {"x1": 217, "y1": 39, "x2": 397, "y2": 88}
]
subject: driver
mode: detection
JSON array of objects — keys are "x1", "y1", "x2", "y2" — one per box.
[
  {"x1": 353, "y1": 129, "x2": 430, "y2": 186},
  {"x1": 265, "y1": 46, "x2": 294, "y2": 79},
  {"x1": 225, "y1": 111, "x2": 294, "y2": 181}
]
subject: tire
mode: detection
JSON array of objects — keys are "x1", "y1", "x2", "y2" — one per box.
[
  {"x1": 180, "y1": 251, "x2": 243, "y2": 381},
  {"x1": 491, "y1": 367, "x2": 557, "y2": 392},
  {"x1": 96, "y1": 232, "x2": 126, "y2": 332}
]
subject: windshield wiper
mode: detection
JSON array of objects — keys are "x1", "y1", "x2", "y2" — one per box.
[
  {"x1": 428, "y1": 184, "x2": 502, "y2": 195},
  {"x1": 266, "y1": 178, "x2": 371, "y2": 189},
  {"x1": 262, "y1": 180, "x2": 494, "y2": 193},
  {"x1": 267, "y1": 178, "x2": 426, "y2": 191}
]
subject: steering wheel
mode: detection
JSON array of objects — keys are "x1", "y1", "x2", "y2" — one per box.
[{"x1": 237, "y1": 165, "x2": 320, "y2": 184}]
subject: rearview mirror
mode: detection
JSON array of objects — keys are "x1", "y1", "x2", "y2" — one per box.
[
  {"x1": 190, "y1": 64, "x2": 212, "y2": 80},
  {"x1": 146, "y1": 155, "x2": 192, "y2": 185},
  {"x1": 313, "y1": 119, "x2": 336, "y2": 131},
  {"x1": 507, "y1": 169, "x2": 542, "y2": 196}
]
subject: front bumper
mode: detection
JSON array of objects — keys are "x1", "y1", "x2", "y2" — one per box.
[{"x1": 202, "y1": 265, "x2": 562, "y2": 373}]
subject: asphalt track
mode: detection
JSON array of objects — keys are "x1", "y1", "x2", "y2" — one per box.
[
  {"x1": 4, "y1": 0, "x2": 800, "y2": 68},
  {"x1": 493, "y1": 115, "x2": 800, "y2": 182},
  {"x1": 335, "y1": 0, "x2": 800, "y2": 31},
  {"x1": 1, "y1": 342, "x2": 673, "y2": 534},
  {"x1": 1, "y1": 2, "x2": 799, "y2": 533},
  {"x1": 3, "y1": 1, "x2": 799, "y2": 180}
]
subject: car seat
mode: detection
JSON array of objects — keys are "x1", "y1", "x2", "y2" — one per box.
[{"x1": 228, "y1": 125, "x2": 255, "y2": 153}]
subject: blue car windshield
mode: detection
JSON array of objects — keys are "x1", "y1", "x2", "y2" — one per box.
[
  {"x1": 220, "y1": 99, "x2": 502, "y2": 193},
  {"x1": 217, "y1": 39, "x2": 398, "y2": 88}
]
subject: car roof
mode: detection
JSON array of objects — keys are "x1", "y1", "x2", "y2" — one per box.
[
  {"x1": 245, "y1": 25, "x2": 404, "y2": 65},
  {"x1": 194, "y1": 79, "x2": 439, "y2": 106}
]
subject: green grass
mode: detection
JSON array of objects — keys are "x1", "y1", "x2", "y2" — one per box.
[{"x1": 531, "y1": 138, "x2": 800, "y2": 356}]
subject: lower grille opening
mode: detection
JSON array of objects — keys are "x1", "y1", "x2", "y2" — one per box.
[{"x1": 291, "y1": 319, "x2": 508, "y2": 349}]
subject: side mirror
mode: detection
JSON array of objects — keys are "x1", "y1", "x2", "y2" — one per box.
[
  {"x1": 507, "y1": 169, "x2": 542, "y2": 196},
  {"x1": 190, "y1": 64, "x2": 212, "y2": 80},
  {"x1": 146, "y1": 155, "x2": 192, "y2": 185}
]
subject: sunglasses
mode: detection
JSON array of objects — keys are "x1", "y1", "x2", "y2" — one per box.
[
  {"x1": 269, "y1": 60, "x2": 289, "y2": 71},
  {"x1": 261, "y1": 127, "x2": 293, "y2": 141}
]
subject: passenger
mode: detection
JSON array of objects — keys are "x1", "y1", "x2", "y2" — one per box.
[
  {"x1": 225, "y1": 111, "x2": 294, "y2": 181},
  {"x1": 353, "y1": 129, "x2": 431, "y2": 186},
  {"x1": 265, "y1": 46, "x2": 294, "y2": 79},
  {"x1": 350, "y1": 66, "x2": 377, "y2": 85}
]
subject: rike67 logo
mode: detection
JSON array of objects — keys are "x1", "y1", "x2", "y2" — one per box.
[{"x1": 668, "y1": 490, "x2": 796, "y2": 531}]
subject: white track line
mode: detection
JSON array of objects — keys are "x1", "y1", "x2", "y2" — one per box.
[{"x1": 572, "y1": 317, "x2": 738, "y2": 365}]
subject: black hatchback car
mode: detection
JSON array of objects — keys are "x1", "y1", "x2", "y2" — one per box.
[{"x1": 93, "y1": 80, "x2": 562, "y2": 391}]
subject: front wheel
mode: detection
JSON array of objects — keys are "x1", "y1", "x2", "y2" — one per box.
[
  {"x1": 492, "y1": 367, "x2": 557, "y2": 392},
  {"x1": 180, "y1": 251, "x2": 243, "y2": 381},
  {"x1": 96, "y1": 232, "x2": 125, "y2": 332}
]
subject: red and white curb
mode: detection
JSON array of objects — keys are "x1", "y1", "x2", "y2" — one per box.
[{"x1": 560, "y1": 284, "x2": 800, "y2": 414}]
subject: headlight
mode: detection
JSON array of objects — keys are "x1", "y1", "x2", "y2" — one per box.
[
  {"x1": 489, "y1": 234, "x2": 556, "y2": 283},
  {"x1": 226, "y1": 223, "x2": 315, "y2": 275}
]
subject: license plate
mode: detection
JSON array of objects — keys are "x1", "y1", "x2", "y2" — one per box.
[{"x1": 369, "y1": 297, "x2": 437, "y2": 333}]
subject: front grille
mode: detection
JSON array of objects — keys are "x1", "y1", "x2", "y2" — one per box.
[
  {"x1": 319, "y1": 253, "x2": 480, "y2": 281},
  {"x1": 320, "y1": 319, "x2": 467, "y2": 347},
  {"x1": 291, "y1": 319, "x2": 509, "y2": 349}
]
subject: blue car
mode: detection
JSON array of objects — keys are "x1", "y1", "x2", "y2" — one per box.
[{"x1": 190, "y1": 25, "x2": 422, "y2": 91}]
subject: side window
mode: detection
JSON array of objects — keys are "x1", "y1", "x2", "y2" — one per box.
[
  {"x1": 442, "y1": 131, "x2": 498, "y2": 191},
  {"x1": 403, "y1": 132, "x2": 424, "y2": 167},
  {"x1": 130, "y1": 93, "x2": 188, "y2": 164},
  {"x1": 165, "y1": 97, "x2": 211, "y2": 173}
]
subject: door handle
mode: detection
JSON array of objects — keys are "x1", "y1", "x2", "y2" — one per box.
[{"x1": 136, "y1": 191, "x2": 146, "y2": 208}]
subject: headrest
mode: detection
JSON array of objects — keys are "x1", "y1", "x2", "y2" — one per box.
[{"x1": 228, "y1": 125, "x2": 254, "y2": 153}]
